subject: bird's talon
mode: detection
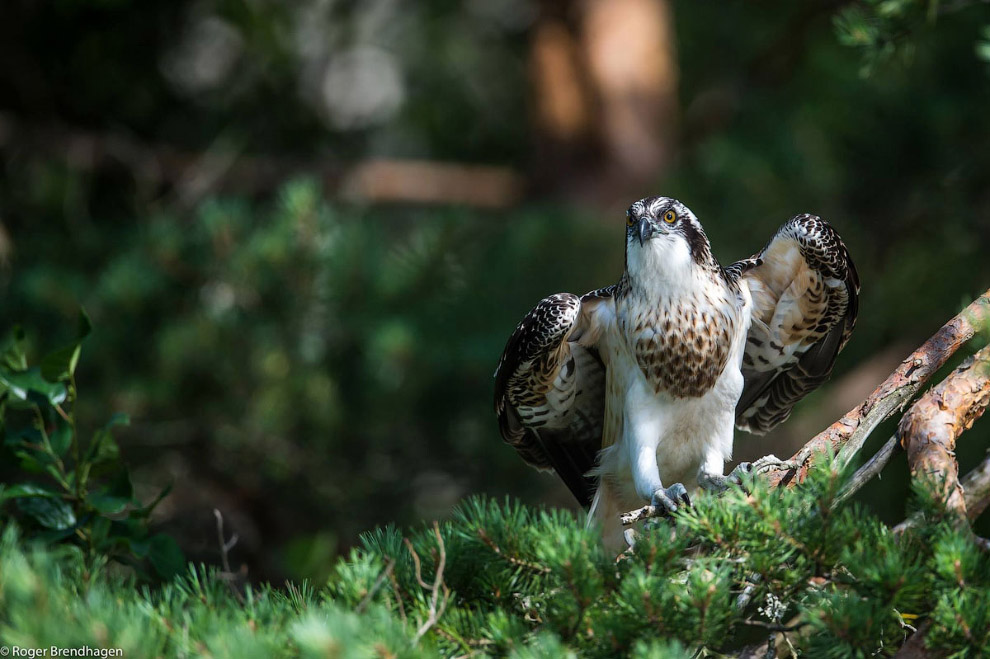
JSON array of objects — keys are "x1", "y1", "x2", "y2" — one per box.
[
  {"x1": 650, "y1": 483, "x2": 690, "y2": 516},
  {"x1": 725, "y1": 462, "x2": 754, "y2": 488},
  {"x1": 750, "y1": 454, "x2": 799, "y2": 474}
]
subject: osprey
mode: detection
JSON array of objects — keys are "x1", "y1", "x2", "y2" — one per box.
[{"x1": 494, "y1": 197, "x2": 859, "y2": 548}]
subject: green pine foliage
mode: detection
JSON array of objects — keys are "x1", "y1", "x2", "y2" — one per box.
[{"x1": 2, "y1": 460, "x2": 989, "y2": 657}]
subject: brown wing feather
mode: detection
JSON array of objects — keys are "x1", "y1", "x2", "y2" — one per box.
[
  {"x1": 733, "y1": 214, "x2": 859, "y2": 434},
  {"x1": 494, "y1": 287, "x2": 614, "y2": 507}
]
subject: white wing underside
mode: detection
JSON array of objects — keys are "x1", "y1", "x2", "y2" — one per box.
[{"x1": 734, "y1": 215, "x2": 859, "y2": 433}]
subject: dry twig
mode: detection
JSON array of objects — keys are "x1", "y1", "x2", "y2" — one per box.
[
  {"x1": 835, "y1": 435, "x2": 903, "y2": 506},
  {"x1": 213, "y1": 508, "x2": 239, "y2": 574},
  {"x1": 356, "y1": 558, "x2": 396, "y2": 614},
  {"x1": 411, "y1": 522, "x2": 451, "y2": 644},
  {"x1": 212, "y1": 508, "x2": 245, "y2": 603}
]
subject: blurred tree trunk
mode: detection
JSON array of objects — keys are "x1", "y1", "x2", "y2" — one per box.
[{"x1": 529, "y1": 0, "x2": 678, "y2": 210}]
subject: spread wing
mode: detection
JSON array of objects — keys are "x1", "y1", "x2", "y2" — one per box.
[
  {"x1": 493, "y1": 287, "x2": 614, "y2": 507},
  {"x1": 733, "y1": 214, "x2": 860, "y2": 434}
]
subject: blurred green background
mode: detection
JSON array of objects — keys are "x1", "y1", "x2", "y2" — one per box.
[{"x1": 2, "y1": 0, "x2": 989, "y2": 582}]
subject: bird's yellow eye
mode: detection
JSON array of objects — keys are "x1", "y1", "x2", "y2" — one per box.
[
  {"x1": 626, "y1": 213, "x2": 635, "y2": 227},
  {"x1": 663, "y1": 210, "x2": 677, "y2": 224}
]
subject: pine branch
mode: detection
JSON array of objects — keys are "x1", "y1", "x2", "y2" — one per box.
[
  {"x1": 835, "y1": 434, "x2": 902, "y2": 506},
  {"x1": 897, "y1": 343, "x2": 990, "y2": 522},
  {"x1": 476, "y1": 527, "x2": 551, "y2": 574},
  {"x1": 960, "y1": 450, "x2": 990, "y2": 520},
  {"x1": 895, "y1": 446, "x2": 990, "y2": 534},
  {"x1": 620, "y1": 505, "x2": 666, "y2": 526},
  {"x1": 767, "y1": 288, "x2": 990, "y2": 488}
]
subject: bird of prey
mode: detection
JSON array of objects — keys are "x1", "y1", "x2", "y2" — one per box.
[{"x1": 494, "y1": 197, "x2": 858, "y2": 548}]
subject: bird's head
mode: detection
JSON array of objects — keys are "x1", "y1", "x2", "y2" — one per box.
[{"x1": 624, "y1": 196, "x2": 714, "y2": 281}]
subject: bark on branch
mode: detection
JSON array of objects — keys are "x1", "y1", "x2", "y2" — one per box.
[
  {"x1": 893, "y1": 402, "x2": 990, "y2": 536},
  {"x1": 767, "y1": 289, "x2": 990, "y2": 488},
  {"x1": 961, "y1": 451, "x2": 990, "y2": 520},
  {"x1": 897, "y1": 343, "x2": 990, "y2": 521}
]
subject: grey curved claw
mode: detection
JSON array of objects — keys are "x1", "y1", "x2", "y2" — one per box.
[{"x1": 650, "y1": 483, "x2": 691, "y2": 515}]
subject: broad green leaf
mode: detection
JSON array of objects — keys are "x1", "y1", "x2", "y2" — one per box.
[
  {"x1": 40, "y1": 344, "x2": 82, "y2": 383},
  {"x1": 87, "y1": 430, "x2": 120, "y2": 466},
  {"x1": 87, "y1": 492, "x2": 131, "y2": 515},
  {"x1": 106, "y1": 468, "x2": 134, "y2": 498},
  {"x1": 148, "y1": 534, "x2": 186, "y2": 579},
  {"x1": 40, "y1": 309, "x2": 92, "y2": 382},
  {"x1": 0, "y1": 482, "x2": 62, "y2": 502},
  {"x1": 14, "y1": 449, "x2": 51, "y2": 473},
  {"x1": 3, "y1": 424, "x2": 42, "y2": 448},
  {"x1": 85, "y1": 413, "x2": 130, "y2": 470},
  {"x1": 74, "y1": 308, "x2": 93, "y2": 340},
  {"x1": 16, "y1": 496, "x2": 77, "y2": 530},
  {"x1": 87, "y1": 470, "x2": 135, "y2": 514},
  {"x1": 50, "y1": 421, "x2": 73, "y2": 457},
  {"x1": 0, "y1": 366, "x2": 68, "y2": 407},
  {"x1": 36, "y1": 525, "x2": 81, "y2": 544},
  {"x1": 90, "y1": 516, "x2": 112, "y2": 548},
  {"x1": 0, "y1": 325, "x2": 27, "y2": 371}
]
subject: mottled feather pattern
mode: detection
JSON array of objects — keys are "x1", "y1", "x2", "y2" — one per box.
[
  {"x1": 493, "y1": 290, "x2": 613, "y2": 505},
  {"x1": 734, "y1": 214, "x2": 859, "y2": 433},
  {"x1": 494, "y1": 293, "x2": 579, "y2": 435},
  {"x1": 615, "y1": 273, "x2": 741, "y2": 397}
]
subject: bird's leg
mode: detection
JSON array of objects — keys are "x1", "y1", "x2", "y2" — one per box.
[
  {"x1": 697, "y1": 444, "x2": 732, "y2": 494},
  {"x1": 619, "y1": 401, "x2": 691, "y2": 522},
  {"x1": 631, "y1": 441, "x2": 690, "y2": 516},
  {"x1": 697, "y1": 472, "x2": 730, "y2": 494}
]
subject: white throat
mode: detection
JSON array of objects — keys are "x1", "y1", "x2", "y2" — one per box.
[{"x1": 626, "y1": 235, "x2": 701, "y2": 299}]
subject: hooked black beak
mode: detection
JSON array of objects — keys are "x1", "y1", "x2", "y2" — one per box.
[{"x1": 637, "y1": 217, "x2": 654, "y2": 247}]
